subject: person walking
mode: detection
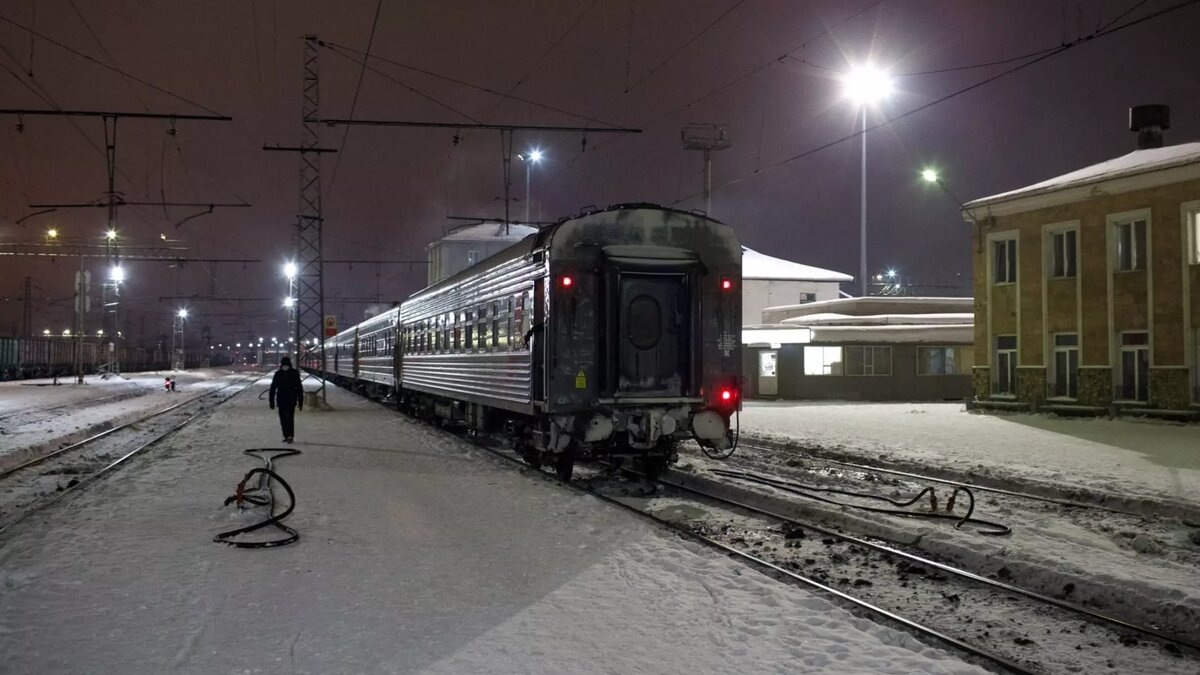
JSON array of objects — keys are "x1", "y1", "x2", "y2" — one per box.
[{"x1": 269, "y1": 356, "x2": 304, "y2": 443}]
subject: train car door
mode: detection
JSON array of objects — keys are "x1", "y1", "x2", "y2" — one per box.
[
  {"x1": 757, "y1": 349, "x2": 779, "y2": 397},
  {"x1": 616, "y1": 272, "x2": 690, "y2": 397}
]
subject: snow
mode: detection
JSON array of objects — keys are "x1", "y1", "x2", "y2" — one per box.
[
  {"x1": 966, "y1": 141, "x2": 1200, "y2": 207},
  {"x1": 742, "y1": 247, "x2": 853, "y2": 282},
  {"x1": 797, "y1": 324, "x2": 973, "y2": 344},
  {"x1": 779, "y1": 312, "x2": 975, "y2": 326},
  {"x1": 739, "y1": 400, "x2": 1200, "y2": 511},
  {"x1": 439, "y1": 222, "x2": 538, "y2": 241},
  {"x1": 0, "y1": 368, "x2": 242, "y2": 473},
  {"x1": 0, "y1": 384, "x2": 987, "y2": 674}
]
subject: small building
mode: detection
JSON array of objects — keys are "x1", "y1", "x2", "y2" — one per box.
[
  {"x1": 963, "y1": 107, "x2": 1199, "y2": 414},
  {"x1": 743, "y1": 296, "x2": 974, "y2": 401},
  {"x1": 741, "y1": 247, "x2": 853, "y2": 326},
  {"x1": 426, "y1": 223, "x2": 538, "y2": 286}
]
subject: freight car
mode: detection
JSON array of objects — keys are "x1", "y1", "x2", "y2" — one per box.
[{"x1": 316, "y1": 204, "x2": 742, "y2": 479}]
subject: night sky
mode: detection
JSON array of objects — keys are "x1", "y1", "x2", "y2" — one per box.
[{"x1": 1, "y1": 0, "x2": 1197, "y2": 345}]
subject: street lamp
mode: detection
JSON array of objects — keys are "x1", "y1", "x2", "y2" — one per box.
[
  {"x1": 284, "y1": 262, "x2": 298, "y2": 279},
  {"x1": 283, "y1": 297, "x2": 295, "y2": 308},
  {"x1": 921, "y1": 168, "x2": 938, "y2": 183},
  {"x1": 518, "y1": 148, "x2": 544, "y2": 224},
  {"x1": 109, "y1": 265, "x2": 125, "y2": 283},
  {"x1": 919, "y1": 166, "x2": 966, "y2": 209},
  {"x1": 105, "y1": 229, "x2": 117, "y2": 241},
  {"x1": 46, "y1": 228, "x2": 58, "y2": 240},
  {"x1": 843, "y1": 63, "x2": 893, "y2": 297},
  {"x1": 43, "y1": 328, "x2": 50, "y2": 336}
]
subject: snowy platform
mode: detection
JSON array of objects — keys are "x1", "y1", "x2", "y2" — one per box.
[
  {"x1": 0, "y1": 383, "x2": 987, "y2": 674},
  {"x1": 740, "y1": 401, "x2": 1200, "y2": 511}
]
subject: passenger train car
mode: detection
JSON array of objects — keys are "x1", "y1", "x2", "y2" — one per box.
[{"x1": 315, "y1": 204, "x2": 742, "y2": 479}]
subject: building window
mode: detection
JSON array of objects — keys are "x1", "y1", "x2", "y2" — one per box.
[
  {"x1": 993, "y1": 335, "x2": 1017, "y2": 395},
  {"x1": 1188, "y1": 207, "x2": 1200, "y2": 265},
  {"x1": 467, "y1": 250, "x2": 480, "y2": 266},
  {"x1": 1114, "y1": 219, "x2": 1147, "y2": 271},
  {"x1": 798, "y1": 292, "x2": 816, "y2": 304},
  {"x1": 1119, "y1": 331, "x2": 1149, "y2": 402},
  {"x1": 917, "y1": 346, "x2": 971, "y2": 375},
  {"x1": 803, "y1": 346, "x2": 843, "y2": 375},
  {"x1": 1049, "y1": 229, "x2": 1077, "y2": 278},
  {"x1": 844, "y1": 346, "x2": 892, "y2": 375},
  {"x1": 1051, "y1": 334, "x2": 1079, "y2": 398},
  {"x1": 992, "y1": 238, "x2": 1016, "y2": 284}
]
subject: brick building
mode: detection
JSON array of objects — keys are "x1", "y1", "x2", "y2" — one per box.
[{"x1": 964, "y1": 119, "x2": 1200, "y2": 414}]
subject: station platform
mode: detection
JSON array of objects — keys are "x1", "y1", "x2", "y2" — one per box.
[{"x1": 0, "y1": 380, "x2": 985, "y2": 674}]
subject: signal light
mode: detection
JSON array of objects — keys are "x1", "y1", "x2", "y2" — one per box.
[
  {"x1": 721, "y1": 278, "x2": 733, "y2": 291},
  {"x1": 560, "y1": 275, "x2": 574, "y2": 288},
  {"x1": 718, "y1": 387, "x2": 737, "y2": 403}
]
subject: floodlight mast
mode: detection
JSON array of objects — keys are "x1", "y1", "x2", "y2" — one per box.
[{"x1": 681, "y1": 123, "x2": 732, "y2": 216}]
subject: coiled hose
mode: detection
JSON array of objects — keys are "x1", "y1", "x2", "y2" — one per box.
[{"x1": 213, "y1": 448, "x2": 301, "y2": 548}]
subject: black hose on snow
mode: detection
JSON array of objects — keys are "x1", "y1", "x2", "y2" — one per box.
[{"x1": 213, "y1": 448, "x2": 302, "y2": 548}]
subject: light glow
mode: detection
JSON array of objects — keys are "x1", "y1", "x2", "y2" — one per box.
[
  {"x1": 843, "y1": 64, "x2": 893, "y2": 105},
  {"x1": 105, "y1": 229, "x2": 117, "y2": 240},
  {"x1": 177, "y1": 309, "x2": 188, "y2": 318},
  {"x1": 284, "y1": 262, "x2": 298, "y2": 279},
  {"x1": 46, "y1": 228, "x2": 58, "y2": 239},
  {"x1": 560, "y1": 275, "x2": 574, "y2": 288},
  {"x1": 109, "y1": 266, "x2": 125, "y2": 282},
  {"x1": 921, "y1": 168, "x2": 939, "y2": 183}
]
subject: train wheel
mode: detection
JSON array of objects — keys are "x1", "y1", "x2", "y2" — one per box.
[
  {"x1": 642, "y1": 455, "x2": 668, "y2": 479},
  {"x1": 521, "y1": 446, "x2": 541, "y2": 469},
  {"x1": 554, "y1": 452, "x2": 574, "y2": 481}
]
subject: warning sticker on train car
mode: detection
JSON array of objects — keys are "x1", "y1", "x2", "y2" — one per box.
[{"x1": 575, "y1": 368, "x2": 586, "y2": 388}]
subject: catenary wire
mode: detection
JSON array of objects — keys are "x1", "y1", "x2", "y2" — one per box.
[
  {"x1": 667, "y1": 0, "x2": 1200, "y2": 207},
  {"x1": 624, "y1": 0, "x2": 749, "y2": 94},
  {"x1": 318, "y1": 40, "x2": 625, "y2": 129},
  {"x1": 325, "y1": 0, "x2": 385, "y2": 200},
  {"x1": 0, "y1": 13, "x2": 226, "y2": 116}
]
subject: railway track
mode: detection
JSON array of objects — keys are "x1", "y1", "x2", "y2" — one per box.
[
  {"x1": 331, "y1": 381, "x2": 1200, "y2": 673},
  {"x1": 0, "y1": 373, "x2": 262, "y2": 536},
  {"x1": 736, "y1": 435, "x2": 1199, "y2": 522}
]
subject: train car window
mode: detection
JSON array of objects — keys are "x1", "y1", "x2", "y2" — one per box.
[
  {"x1": 492, "y1": 318, "x2": 500, "y2": 348},
  {"x1": 478, "y1": 311, "x2": 490, "y2": 352},
  {"x1": 464, "y1": 311, "x2": 474, "y2": 352}
]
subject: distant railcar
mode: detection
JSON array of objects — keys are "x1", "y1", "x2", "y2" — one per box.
[{"x1": 316, "y1": 204, "x2": 742, "y2": 479}]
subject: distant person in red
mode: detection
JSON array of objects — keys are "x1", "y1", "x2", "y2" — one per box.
[{"x1": 269, "y1": 356, "x2": 304, "y2": 443}]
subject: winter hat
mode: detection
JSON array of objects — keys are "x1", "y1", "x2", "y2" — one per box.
[{"x1": 280, "y1": 356, "x2": 293, "y2": 367}]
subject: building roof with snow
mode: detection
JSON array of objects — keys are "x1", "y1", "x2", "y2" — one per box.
[
  {"x1": 963, "y1": 142, "x2": 1200, "y2": 216},
  {"x1": 741, "y1": 247, "x2": 853, "y2": 283},
  {"x1": 435, "y1": 222, "x2": 539, "y2": 242}
]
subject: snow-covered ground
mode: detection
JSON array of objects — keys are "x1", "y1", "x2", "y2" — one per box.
[
  {"x1": 0, "y1": 384, "x2": 988, "y2": 674},
  {"x1": 739, "y1": 401, "x2": 1200, "y2": 510},
  {"x1": 0, "y1": 368, "x2": 246, "y2": 471}
]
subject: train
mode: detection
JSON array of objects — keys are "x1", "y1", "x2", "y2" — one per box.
[
  {"x1": 0, "y1": 336, "x2": 188, "y2": 380},
  {"x1": 311, "y1": 204, "x2": 742, "y2": 480}
]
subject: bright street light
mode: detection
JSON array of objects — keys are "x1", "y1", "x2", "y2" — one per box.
[
  {"x1": 109, "y1": 266, "x2": 125, "y2": 282},
  {"x1": 284, "y1": 262, "x2": 298, "y2": 279},
  {"x1": 105, "y1": 229, "x2": 117, "y2": 241},
  {"x1": 843, "y1": 62, "x2": 894, "y2": 297},
  {"x1": 886, "y1": 269, "x2": 897, "y2": 279},
  {"x1": 843, "y1": 65, "x2": 893, "y2": 105},
  {"x1": 177, "y1": 308, "x2": 188, "y2": 319},
  {"x1": 921, "y1": 168, "x2": 939, "y2": 183},
  {"x1": 43, "y1": 328, "x2": 50, "y2": 336},
  {"x1": 97, "y1": 329, "x2": 104, "y2": 337},
  {"x1": 46, "y1": 228, "x2": 58, "y2": 239},
  {"x1": 62, "y1": 329, "x2": 71, "y2": 336},
  {"x1": 520, "y1": 147, "x2": 545, "y2": 224},
  {"x1": 283, "y1": 297, "x2": 295, "y2": 308}
]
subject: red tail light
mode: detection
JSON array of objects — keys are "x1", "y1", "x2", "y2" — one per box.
[
  {"x1": 720, "y1": 278, "x2": 734, "y2": 291},
  {"x1": 718, "y1": 387, "x2": 737, "y2": 403},
  {"x1": 560, "y1": 275, "x2": 574, "y2": 288}
]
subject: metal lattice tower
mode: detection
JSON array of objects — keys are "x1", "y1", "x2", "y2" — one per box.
[
  {"x1": 295, "y1": 35, "x2": 327, "y2": 401},
  {"x1": 101, "y1": 116, "x2": 121, "y2": 373}
]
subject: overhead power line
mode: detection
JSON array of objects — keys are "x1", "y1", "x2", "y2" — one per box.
[
  {"x1": 669, "y1": 0, "x2": 1200, "y2": 207},
  {"x1": 625, "y1": 0, "x2": 749, "y2": 94},
  {"x1": 0, "y1": 13, "x2": 226, "y2": 116},
  {"x1": 486, "y1": 0, "x2": 601, "y2": 114},
  {"x1": 325, "y1": 0, "x2": 386, "y2": 199},
  {"x1": 318, "y1": 40, "x2": 624, "y2": 129}
]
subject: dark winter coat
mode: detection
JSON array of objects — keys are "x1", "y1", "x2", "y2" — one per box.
[{"x1": 270, "y1": 367, "x2": 304, "y2": 408}]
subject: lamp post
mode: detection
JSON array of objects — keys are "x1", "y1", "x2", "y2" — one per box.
[
  {"x1": 843, "y1": 64, "x2": 893, "y2": 297},
  {"x1": 172, "y1": 308, "x2": 188, "y2": 371},
  {"x1": 518, "y1": 149, "x2": 543, "y2": 224}
]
